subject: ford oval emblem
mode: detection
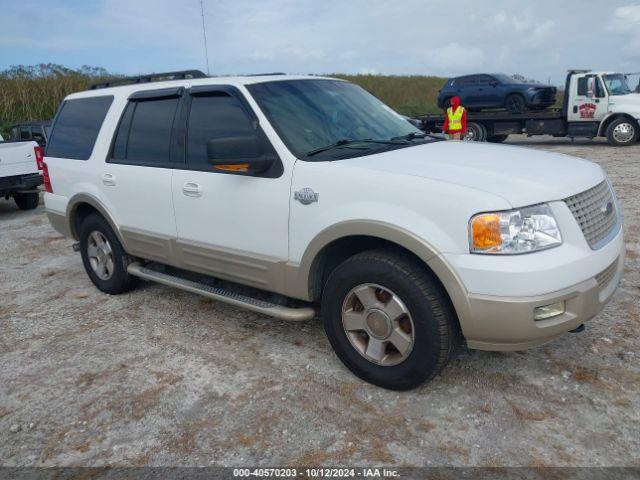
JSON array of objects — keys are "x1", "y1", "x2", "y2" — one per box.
[
  {"x1": 294, "y1": 187, "x2": 319, "y2": 205},
  {"x1": 601, "y1": 201, "x2": 613, "y2": 217}
]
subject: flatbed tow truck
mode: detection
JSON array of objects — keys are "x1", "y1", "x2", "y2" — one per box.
[{"x1": 416, "y1": 70, "x2": 640, "y2": 146}]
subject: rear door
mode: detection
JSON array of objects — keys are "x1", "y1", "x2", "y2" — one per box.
[
  {"x1": 170, "y1": 85, "x2": 291, "y2": 290},
  {"x1": 101, "y1": 88, "x2": 181, "y2": 262}
]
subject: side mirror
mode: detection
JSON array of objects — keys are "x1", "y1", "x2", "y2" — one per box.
[
  {"x1": 586, "y1": 77, "x2": 595, "y2": 98},
  {"x1": 207, "y1": 134, "x2": 274, "y2": 174}
]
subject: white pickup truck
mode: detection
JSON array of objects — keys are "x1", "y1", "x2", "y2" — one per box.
[
  {"x1": 0, "y1": 133, "x2": 43, "y2": 210},
  {"x1": 44, "y1": 71, "x2": 624, "y2": 390}
]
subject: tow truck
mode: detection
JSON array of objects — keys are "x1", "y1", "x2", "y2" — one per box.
[{"x1": 417, "y1": 70, "x2": 640, "y2": 146}]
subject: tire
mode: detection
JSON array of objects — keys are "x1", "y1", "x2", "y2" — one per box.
[
  {"x1": 464, "y1": 122, "x2": 486, "y2": 142},
  {"x1": 505, "y1": 94, "x2": 525, "y2": 114},
  {"x1": 321, "y1": 250, "x2": 457, "y2": 390},
  {"x1": 78, "y1": 213, "x2": 137, "y2": 295},
  {"x1": 486, "y1": 134, "x2": 509, "y2": 143},
  {"x1": 13, "y1": 192, "x2": 39, "y2": 210},
  {"x1": 605, "y1": 118, "x2": 639, "y2": 146}
]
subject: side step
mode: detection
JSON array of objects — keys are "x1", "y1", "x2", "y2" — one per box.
[{"x1": 127, "y1": 263, "x2": 315, "y2": 322}]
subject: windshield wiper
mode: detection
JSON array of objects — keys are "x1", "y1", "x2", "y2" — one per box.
[
  {"x1": 306, "y1": 138, "x2": 403, "y2": 157},
  {"x1": 390, "y1": 132, "x2": 444, "y2": 142}
]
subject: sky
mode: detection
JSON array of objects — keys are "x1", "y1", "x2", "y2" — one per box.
[{"x1": 1, "y1": 0, "x2": 639, "y2": 85}]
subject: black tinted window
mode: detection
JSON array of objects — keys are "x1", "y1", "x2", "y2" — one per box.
[
  {"x1": 458, "y1": 76, "x2": 476, "y2": 85},
  {"x1": 577, "y1": 78, "x2": 588, "y2": 96},
  {"x1": 126, "y1": 98, "x2": 179, "y2": 164},
  {"x1": 47, "y1": 96, "x2": 113, "y2": 160},
  {"x1": 20, "y1": 128, "x2": 31, "y2": 140},
  {"x1": 186, "y1": 93, "x2": 254, "y2": 166}
]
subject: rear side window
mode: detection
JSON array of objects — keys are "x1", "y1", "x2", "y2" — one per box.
[
  {"x1": 47, "y1": 96, "x2": 113, "y2": 160},
  {"x1": 186, "y1": 93, "x2": 255, "y2": 167},
  {"x1": 110, "y1": 95, "x2": 180, "y2": 167}
]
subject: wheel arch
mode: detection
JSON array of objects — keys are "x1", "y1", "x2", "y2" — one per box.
[
  {"x1": 597, "y1": 113, "x2": 639, "y2": 137},
  {"x1": 293, "y1": 221, "x2": 472, "y2": 335},
  {"x1": 66, "y1": 193, "x2": 128, "y2": 249}
]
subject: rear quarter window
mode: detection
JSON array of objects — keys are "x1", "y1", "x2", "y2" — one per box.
[{"x1": 46, "y1": 95, "x2": 113, "y2": 160}]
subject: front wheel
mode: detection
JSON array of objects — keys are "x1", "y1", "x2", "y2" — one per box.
[
  {"x1": 321, "y1": 250, "x2": 457, "y2": 390},
  {"x1": 505, "y1": 94, "x2": 525, "y2": 114},
  {"x1": 606, "y1": 118, "x2": 639, "y2": 146},
  {"x1": 13, "y1": 192, "x2": 39, "y2": 210}
]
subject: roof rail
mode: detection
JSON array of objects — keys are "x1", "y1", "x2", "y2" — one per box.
[
  {"x1": 90, "y1": 70, "x2": 207, "y2": 90},
  {"x1": 245, "y1": 72, "x2": 287, "y2": 76}
]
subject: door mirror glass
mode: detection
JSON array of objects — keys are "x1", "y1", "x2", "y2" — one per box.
[
  {"x1": 207, "y1": 135, "x2": 274, "y2": 174},
  {"x1": 586, "y1": 77, "x2": 595, "y2": 98}
]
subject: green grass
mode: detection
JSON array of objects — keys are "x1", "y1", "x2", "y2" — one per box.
[{"x1": 332, "y1": 74, "x2": 447, "y2": 117}]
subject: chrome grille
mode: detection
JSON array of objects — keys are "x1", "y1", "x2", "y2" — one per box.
[
  {"x1": 564, "y1": 181, "x2": 618, "y2": 249},
  {"x1": 595, "y1": 259, "x2": 618, "y2": 290}
]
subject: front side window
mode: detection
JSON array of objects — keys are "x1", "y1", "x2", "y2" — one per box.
[
  {"x1": 186, "y1": 93, "x2": 255, "y2": 167},
  {"x1": 47, "y1": 96, "x2": 113, "y2": 160},
  {"x1": 248, "y1": 79, "x2": 422, "y2": 160}
]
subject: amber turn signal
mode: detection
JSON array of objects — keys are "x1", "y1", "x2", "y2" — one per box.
[
  {"x1": 471, "y1": 214, "x2": 502, "y2": 250},
  {"x1": 214, "y1": 163, "x2": 250, "y2": 172}
]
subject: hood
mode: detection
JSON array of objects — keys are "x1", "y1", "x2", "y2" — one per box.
[
  {"x1": 339, "y1": 141, "x2": 604, "y2": 207},
  {"x1": 611, "y1": 93, "x2": 640, "y2": 113}
]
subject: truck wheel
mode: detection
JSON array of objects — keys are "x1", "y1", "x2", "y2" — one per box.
[
  {"x1": 13, "y1": 192, "x2": 40, "y2": 210},
  {"x1": 78, "y1": 213, "x2": 137, "y2": 295},
  {"x1": 464, "y1": 122, "x2": 486, "y2": 142},
  {"x1": 505, "y1": 94, "x2": 525, "y2": 114},
  {"x1": 487, "y1": 134, "x2": 509, "y2": 143},
  {"x1": 606, "y1": 118, "x2": 639, "y2": 146},
  {"x1": 321, "y1": 250, "x2": 456, "y2": 390}
]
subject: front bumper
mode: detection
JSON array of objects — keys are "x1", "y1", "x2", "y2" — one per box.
[{"x1": 462, "y1": 252, "x2": 624, "y2": 350}]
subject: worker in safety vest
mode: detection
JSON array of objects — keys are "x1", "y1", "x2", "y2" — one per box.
[{"x1": 442, "y1": 96, "x2": 467, "y2": 140}]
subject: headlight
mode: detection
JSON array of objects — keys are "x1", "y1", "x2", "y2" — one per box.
[{"x1": 470, "y1": 204, "x2": 562, "y2": 254}]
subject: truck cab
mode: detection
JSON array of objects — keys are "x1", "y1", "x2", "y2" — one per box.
[{"x1": 566, "y1": 70, "x2": 640, "y2": 145}]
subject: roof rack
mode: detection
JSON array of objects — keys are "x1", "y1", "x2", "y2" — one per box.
[{"x1": 90, "y1": 70, "x2": 207, "y2": 90}]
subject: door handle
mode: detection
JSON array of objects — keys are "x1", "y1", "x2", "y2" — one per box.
[
  {"x1": 102, "y1": 173, "x2": 116, "y2": 186},
  {"x1": 182, "y1": 182, "x2": 202, "y2": 197}
]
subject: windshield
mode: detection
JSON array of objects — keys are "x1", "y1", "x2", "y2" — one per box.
[
  {"x1": 247, "y1": 79, "x2": 422, "y2": 159},
  {"x1": 603, "y1": 74, "x2": 632, "y2": 96}
]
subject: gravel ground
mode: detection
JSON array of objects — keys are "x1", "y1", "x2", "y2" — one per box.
[{"x1": 1, "y1": 135, "x2": 638, "y2": 468}]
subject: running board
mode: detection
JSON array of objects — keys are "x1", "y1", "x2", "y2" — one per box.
[{"x1": 127, "y1": 263, "x2": 315, "y2": 322}]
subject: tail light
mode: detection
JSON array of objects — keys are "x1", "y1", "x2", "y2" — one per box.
[
  {"x1": 42, "y1": 161, "x2": 53, "y2": 193},
  {"x1": 34, "y1": 146, "x2": 44, "y2": 170}
]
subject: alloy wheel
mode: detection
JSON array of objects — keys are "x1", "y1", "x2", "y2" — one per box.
[
  {"x1": 87, "y1": 230, "x2": 114, "y2": 280},
  {"x1": 341, "y1": 283, "x2": 415, "y2": 366}
]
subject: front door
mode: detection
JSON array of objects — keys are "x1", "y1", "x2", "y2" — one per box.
[
  {"x1": 171, "y1": 86, "x2": 291, "y2": 292},
  {"x1": 568, "y1": 74, "x2": 608, "y2": 123}
]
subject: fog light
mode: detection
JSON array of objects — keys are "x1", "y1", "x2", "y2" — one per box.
[{"x1": 534, "y1": 301, "x2": 565, "y2": 320}]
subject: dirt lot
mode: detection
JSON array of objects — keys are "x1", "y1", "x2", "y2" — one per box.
[{"x1": 1, "y1": 135, "x2": 639, "y2": 468}]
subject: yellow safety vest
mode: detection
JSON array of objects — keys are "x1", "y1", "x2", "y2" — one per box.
[{"x1": 446, "y1": 106, "x2": 465, "y2": 131}]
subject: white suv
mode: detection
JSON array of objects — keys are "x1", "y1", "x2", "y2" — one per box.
[{"x1": 44, "y1": 71, "x2": 624, "y2": 390}]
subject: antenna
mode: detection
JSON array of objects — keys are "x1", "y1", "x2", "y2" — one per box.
[{"x1": 199, "y1": 0, "x2": 210, "y2": 75}]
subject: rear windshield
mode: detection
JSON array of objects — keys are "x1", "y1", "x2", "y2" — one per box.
[{"x1": 47, "y1": 96, "x2": 113, "y2": 160}]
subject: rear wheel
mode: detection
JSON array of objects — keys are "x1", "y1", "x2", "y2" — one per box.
[
  {"x1": 79, "y1": 213, "x2": 137, "y2": 294},
  {"x1": 13, "y1": 192, "x2": 39, "y2": 210},
  {"x1": 464, "y1": 122, "x2": 487, "y2": 142},
  {"x1": 321, "y1": 250, "x2": 457, "y2": 390},
  {"x1": 606, "y1": 118, "x2": 639, "y2": 146},
  {"x1": 505, "y1": 94, "x2": 526, "y2": 114}
]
